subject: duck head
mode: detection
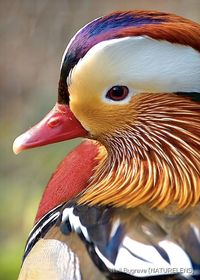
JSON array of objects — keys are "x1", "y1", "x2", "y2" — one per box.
[{"x1": 13, "y1": 11, "x2": 200, "y2": 209}]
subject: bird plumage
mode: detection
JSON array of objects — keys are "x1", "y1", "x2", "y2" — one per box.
[
  {"x1": 21, "y1": 191, "x2": 200, "y2": 279},
  {"x1": 14, "y1": 10, "x2": 200, "y2": 279},
  {"x1": 35, "y1": 140, "x2": 99, "y2": 222},
  {"x1": 59, "y1": 10, "x2": 200, "y2": 104},
  {"x1": 77, "y1": 94, "x2": 200, "y2": 210}
]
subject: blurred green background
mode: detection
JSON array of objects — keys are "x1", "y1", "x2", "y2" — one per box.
[{"x1": 0, "y1": 0, "x2": 199, "y2": 279}]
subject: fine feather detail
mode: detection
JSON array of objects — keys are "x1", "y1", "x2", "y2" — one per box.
[
  {"x1": 22, "y1": 201, "x2": 200, "y2": 278},
  {"x1": 79, "y1": 93, "x2": 200, "y2": 210},
  {"x1": 50, "y1": 204, "x2": 199, "y2": 278},
  {"x1": 18, "y1": 239, "x2": 82, "y2": 280},
  {"x1": 59, "y1": 10, "x2": 200, "y2": 104},
  {"x1": 23, "y1": 204, "x2": 63, "y2": 261}
]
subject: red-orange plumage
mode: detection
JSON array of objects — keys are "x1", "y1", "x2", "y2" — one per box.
[
  {"x1": 35, "y1": 140, "x2": 99, "y2": 222},
  {"x1": 97, "y1": 11, "x2": 200, "y2": 53}
]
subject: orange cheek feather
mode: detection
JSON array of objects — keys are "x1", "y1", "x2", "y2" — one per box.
[{"x1": 71, "y1": 97, "x2": 139, "y2": 137}]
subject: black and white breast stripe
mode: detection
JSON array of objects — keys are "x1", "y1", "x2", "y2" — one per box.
[
  {"x1": 23, "y1": 202, "x2": 199, "y2": 279},
  {"x1": 23, "y1": 204, "x2": 63, "y2": 261}
]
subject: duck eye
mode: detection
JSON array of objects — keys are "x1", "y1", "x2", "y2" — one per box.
[{"x1": 106, "y1": 86, "x2": 129, "y2": 101}]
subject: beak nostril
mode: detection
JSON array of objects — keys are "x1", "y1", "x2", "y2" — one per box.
[
  {"x1": 48, "y1": 117, "x2": 62, "y2": 128},
  {"x1": 13, "y1": 103, "x2": 86, "y2": 154}
]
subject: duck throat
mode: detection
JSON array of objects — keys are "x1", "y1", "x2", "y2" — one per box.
[{"x1": 79, "y1": 93, "x2": 200, "y2": 210}]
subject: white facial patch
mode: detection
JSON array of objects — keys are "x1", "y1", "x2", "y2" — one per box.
[{"x1": 70, "y1": 36, "x2": 200, "y2": 97}]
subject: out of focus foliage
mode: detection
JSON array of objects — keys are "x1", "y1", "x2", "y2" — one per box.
[{"x1": 0, "y1": 0, "x2": 199, "y2": 279}]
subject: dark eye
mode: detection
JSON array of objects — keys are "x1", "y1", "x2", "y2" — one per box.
[{"x1": 106, "y1": 86, "x2": 129, "y2": 101}]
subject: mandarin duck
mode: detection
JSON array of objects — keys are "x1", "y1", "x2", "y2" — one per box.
[{"x1": 13, "y1": 10, "x2": 200, "y2": 280}]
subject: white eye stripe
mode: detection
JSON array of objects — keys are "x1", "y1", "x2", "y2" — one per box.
[{"x1": 70, "y1": 36, "x2": 200, "y2": 95}]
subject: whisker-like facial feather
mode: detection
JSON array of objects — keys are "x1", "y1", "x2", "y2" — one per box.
[{"x1": 78, "y1": 93, "x2": 200, "y2": 211}]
